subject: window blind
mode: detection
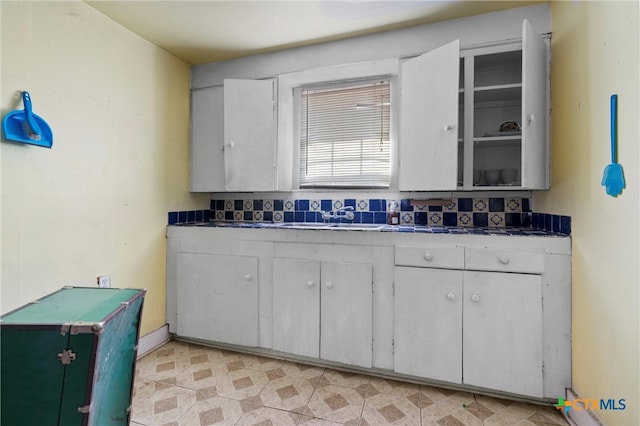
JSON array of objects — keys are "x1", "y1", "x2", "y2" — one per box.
[{"x1": 299, "y1": 80, "x2": 391, "y2": 187}]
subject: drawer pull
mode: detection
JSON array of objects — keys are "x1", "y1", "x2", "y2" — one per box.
[
  {"x1": 446, "y1": 293, "x2": 456, "y2": 301},
  {"x1": 244, "y1": 274, "x2": 252, "y2": 282},
  {"x1": 499, "y1": 255, "x2": 510, "y2": 265},
  {"x1": 306, "y1": 280, "x2": 314, "y2": 288},
  {"x1": 325, "y1": 282, "x2": 333, "y2": 289},
  {"x1": 471, "y1": 294, "x2": 481, "y2": 303},
  {"x1": 423, "y1": 253, "x2": 433, "y2": 261}
]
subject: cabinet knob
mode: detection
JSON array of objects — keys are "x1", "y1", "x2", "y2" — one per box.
[
  {"x1": 423, "y1": 253, "x2": 433, "y2": 261},
  {"x1": 527, "y1": 114, "x2": 535, "y2": 126},
  {"x1": 446, "y1": 292, "x2": 456, "y2": 300},
  {"x1": 226, "y1": 141, "x2": 235, "y2": 149},
  {"x1": 325, "y1": 282, "x2": 333, "y2": 289},
  {"x1": 306, "y1": 280, "x2": 314, "y2": 288},
  {"x1": 444, "y1": 124, "x2": 455, "y2": 133},
  {"x1": 244, "y1": 274, "x2": 252, "y2": 282},
  {"x1": 499, "y1": 255, "x2": 510, "y2": 265},
  {"x1": 471, "y1": 294, "x2": 481, "y2": 303}
]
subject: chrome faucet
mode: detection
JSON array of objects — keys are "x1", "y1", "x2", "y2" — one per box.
[{"x1": 321, "y1": 206, "x2": 355, "y2": 221}]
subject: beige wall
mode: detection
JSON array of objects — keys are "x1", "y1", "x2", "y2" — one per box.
[
  {"x1": 0, "y1": 1, "x2": 207, "y2": 335},
  {"x1": 538, "y1": 1, "x2": 639, "y2": 424}
]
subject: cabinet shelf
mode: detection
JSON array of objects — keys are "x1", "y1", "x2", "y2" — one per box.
[
  {"x1": 473, "y1": 135, "x2": 522, "y2": 145},
  {"x1": 474, "y1": 84, "x2": 521, "y2": 103},
  {"x1": 472, "y1": 184, "x2": 523, "y2": 190},
  {"x1": 474, "y1": 83, "x2": 522, "y2": 92}
]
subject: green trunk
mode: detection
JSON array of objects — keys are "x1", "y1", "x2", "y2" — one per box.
[{"x1": 1, "y1": 287, "x2": 145, "y2": 426}]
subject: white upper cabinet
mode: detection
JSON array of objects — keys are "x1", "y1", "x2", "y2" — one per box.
[
  {"x1": 462, "y1": 19, "x2": 548, "y2": 190},
  {"x1": 521, "y1": 19, "x2": 549, "y2": 189},
  {"x1": 191, "y1": 86, "x2": 225, "y2": 192},
  {"x1": 190, "y1": 79, "x2": 277, "y2": 192},
  {"x1": 400, "y1": 19, "x2": 549, "y2": 191},
  {"x1": 399, "y1": 40, "x2": 460, "y2": 191},
  {"x1": 191, "y1": 19, "x2": 549, "y2": 193},
  {"x1": 223, "y1": 79, "x2": 277, "y2": 191}
]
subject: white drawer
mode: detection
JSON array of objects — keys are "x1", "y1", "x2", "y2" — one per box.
[
  {"x1": 395, "y1": 246, "x2": 465, "y2": 270},
  {"x1": 465, "y1": 248, "x2": 544, "y2": 274}
]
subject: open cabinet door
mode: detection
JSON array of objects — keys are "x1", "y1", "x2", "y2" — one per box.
[
  {"x1": 399, "y1": 40, "x2": 460, "y2": 191},
  {"x1": 521, "y1": 20, "x2": 548, "y2": 189},
  {"x1": 224, "y1": 79, "x2": 277, "y2": 191}
]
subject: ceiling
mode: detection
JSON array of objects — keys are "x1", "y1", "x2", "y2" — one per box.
[{"x1": 85, "y1": 1, "x2": 544, "y2": 66}]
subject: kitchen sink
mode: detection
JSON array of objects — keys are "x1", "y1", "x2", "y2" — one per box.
[
  {"x1": 328, "y1": 223, "x2": 385, "y2": 231},
  {"x1": 277, "y1": 222, "x2": 384, "y2": 231},
  {"x1": 277, "y1": 223, "x2": 331, "y2": 230}
]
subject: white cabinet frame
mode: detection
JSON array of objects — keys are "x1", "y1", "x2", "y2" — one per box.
[{"x1": 277, "y1": 59, "x2": 400, "y2": 191}]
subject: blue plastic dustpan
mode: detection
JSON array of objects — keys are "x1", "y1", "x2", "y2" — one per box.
[{"x1": 2, "y1": 91, "x2": 53, "y2": 148}]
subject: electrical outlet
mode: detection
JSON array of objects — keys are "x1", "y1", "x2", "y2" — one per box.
[{"x1": 97, "y1": 275, "x2": 111, "y2": 288}]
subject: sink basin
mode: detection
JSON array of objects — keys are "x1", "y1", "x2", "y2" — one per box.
[
  {"x1": 276, "y1": 222, "x2": 384, "y2": 231},
  {"x1": 204, "y1": 221, "x2": 237, "y2": 227},
  {"x1": 329, "y1": 223, "x2": 385, "y2": 231},
  {"x1": 278, "y1": 223, "x2": 330, "y2": 230}
]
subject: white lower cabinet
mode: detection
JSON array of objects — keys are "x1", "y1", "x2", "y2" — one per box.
[
  {"x1": 394, "y1": 247, "x2": 544, "y2": 397},
  {"x1": 167, "y1": 227, "x2": 570, "y2": 400},
  {"x1": 176, "y1": 253, "x2": 259, "y2": 347},
  {"x1": 463, "y1": 271, "x2": 542, "y2": 397},
  {"x1": 320, "y1": 261, "x2": 373, "y2": 367},
  {"x1": 272, "y1": 258, "x2": 373, "y2": 368},
  {"x1": 394, "y1": 267, "x2": 463, "y2": 383},
  {"x1": 272, "y1": 258, "x2": 319, "y2": 359}
]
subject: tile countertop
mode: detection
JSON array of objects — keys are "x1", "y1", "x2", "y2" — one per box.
[{"x1": 173, "y1": 221, "x2": 569, "y2": 237}]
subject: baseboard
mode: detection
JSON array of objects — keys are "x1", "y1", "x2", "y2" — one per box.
[
  {"x1": 137, "y1": 324, "x2": 170, "y2": 359},
  {"x1": 564, "y1": 389, "x2": 604, "y2": 426}
]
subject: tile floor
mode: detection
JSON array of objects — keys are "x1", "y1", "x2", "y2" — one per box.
[{"x1": 130, "y1": 341, "x2": 569, "y2": 426}]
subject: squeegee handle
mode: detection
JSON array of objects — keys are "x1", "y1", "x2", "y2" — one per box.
[{"x1": 611, "y1": 94, "x2": 617, "y2": 164}]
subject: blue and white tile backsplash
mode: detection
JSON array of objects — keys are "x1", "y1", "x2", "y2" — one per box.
[
  {"x1": 210, "y1": 197, "x2": 533, "y2": 228},
  {"x1": 168, "y1": 197, "x2": 570, "y2": 235},
  {"x1": 168, "y1": 209, "x2": 211, "y2": 225}
]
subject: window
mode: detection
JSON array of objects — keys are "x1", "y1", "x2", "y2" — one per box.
[{"x1": 298, "y1": 79, "x2": 391, "y2": 188}]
